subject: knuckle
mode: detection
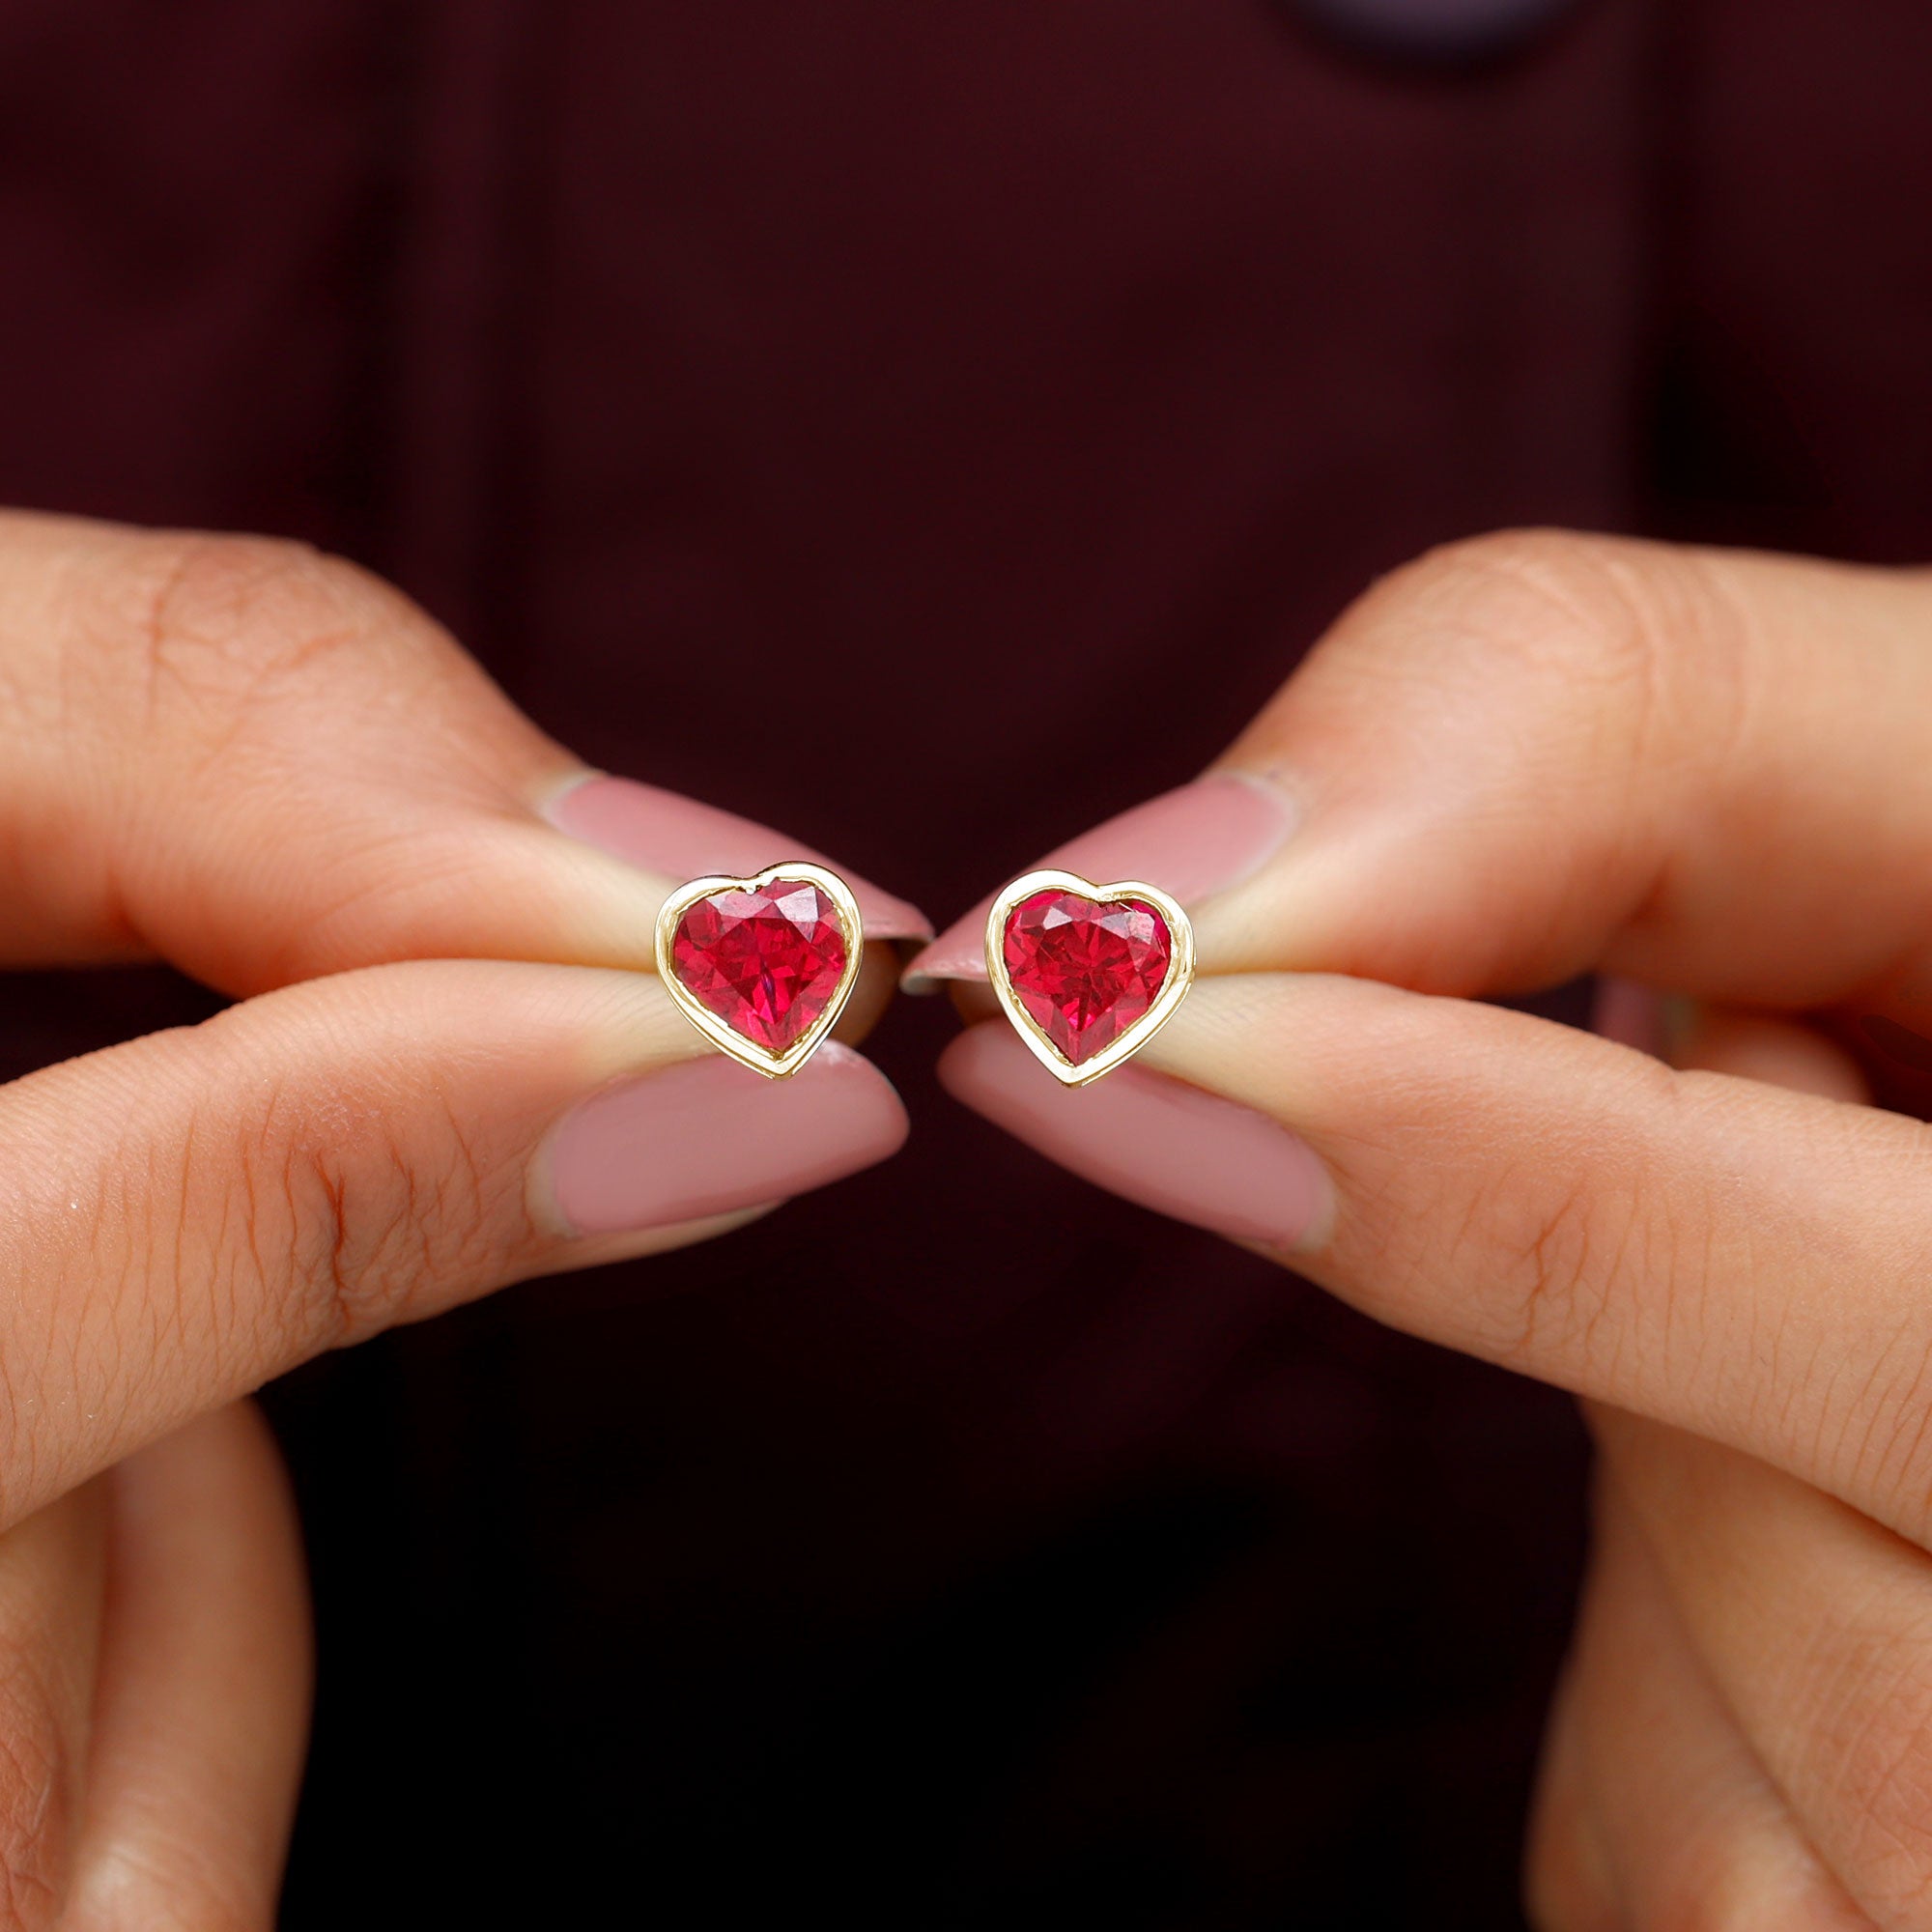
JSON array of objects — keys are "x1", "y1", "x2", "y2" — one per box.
[
  {"x1": 1321, "y1": 1002, "x2": 1685, "y2": 1382},
  {"x1": 0, "y1": 998, "x2": 548, "y2": 1469},
  {"x1": 1460, "y1": 1056, "x2": 1720, "y2": 1405},
  {"x1": 1354, "y1": 528, "x2": 1750, "y2": 772},
  {"x1": 217, "y1": 1055, "x2": 534, "y2": 1357},
  {"x1": 1378, "y1": 526, "x2": 1660, "y2": 667},
  {"x1": 1378, "y1": 526, "x2": 1645, "y2": 651},
  {"x1": 1467, "y1": 1147, "x2": 1649, "y2": 1383},
  {"x1": 1489, "y1": 1166, "x2": 1613, "y2": 1365},
  {"x1": 121, "y1": 531, "x2": 439, "y2": 749}
]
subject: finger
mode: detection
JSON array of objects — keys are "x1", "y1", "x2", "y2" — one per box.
[
  {"x1": 0, "y1": 511, "x2": 925, "y2": 985},
  {"x1": 0, "y1": 1486, "x2": 108, "y2": 1918},
  {"x1": 908, "y1": 532, "x2": 1932, "y2": 1022},
  {"x1": 1548, "y1": 1460, "x2": 1874, "y2": 1931},
  {"x1": 1595, "y1": 980, "x2": 1873, "y2": 1107},
  {"x1": 935, "y1": 973, "x2": 1932, "y2": 1542},
  {"x1": 1523, "y1": 1667, "x2": 1622, "y2": 1932},
  {"x1": 1673, "y1": 1008, "x2": 1871, "y2": 1103},
  {"x1": 1651, "y1": 990, "x2": 1932, "y2": 1145},
  {"x1": 1578, "y1": 998, "x2": 1932, "y2": 1931},
  {"x1": 0, "y1": 955, "x2": 906, "y2": 1532},
  {"x1": 62, "y1": 1404, "x2": 307, "y2": 1932},
  {"x1": 1596, "y1": 1412, "x2": 1932, "y2": 1932}
]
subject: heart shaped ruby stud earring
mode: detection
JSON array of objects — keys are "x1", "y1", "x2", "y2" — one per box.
[
  {"x1": 984, "y1": 868, "x2": 1195, "y2": 1086},
  {"x1": 657, "y1": 863, "x2": 865, "y2": 1077}
]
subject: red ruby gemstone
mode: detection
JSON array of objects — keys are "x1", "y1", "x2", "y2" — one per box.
[
  {"x1": 1002, "y1": 889, "x2": 1173, "y2": 1067},
  {"x1": 670, "y1": 879, "x2": 848, "y2": 1056}
]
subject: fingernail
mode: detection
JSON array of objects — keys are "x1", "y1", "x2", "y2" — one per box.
[
  {"x1": 938, "y1": 1022, "x2": 1332, "y2": 1251},
  {"x1": 902, "y1": 772, "x2": 1293, "y2": 989},
  {"x1": 546, "y1": 1041, "x2": 908, "y2": 1235},
  {"x1": 545, "y1": 774, "x2": 932, "y2": 941}
]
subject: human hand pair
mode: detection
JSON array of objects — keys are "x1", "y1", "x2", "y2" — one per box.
[{"x1": 10, "y1": 510, "x2": 1932, "y2": 1927}]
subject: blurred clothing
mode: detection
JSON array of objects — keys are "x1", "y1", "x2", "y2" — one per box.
[{"x1": 0, "y1": 3, "x2": 1926, "y2": 1924}]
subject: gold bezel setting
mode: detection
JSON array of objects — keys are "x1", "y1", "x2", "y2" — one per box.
[
  {"x1": 983, "y1": 867, "x2": 1195, "y2": 1088},
  {"x1": 655, "y1": 862, "x2": 865, "y2": 1079}
]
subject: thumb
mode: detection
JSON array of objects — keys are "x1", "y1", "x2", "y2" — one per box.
[
  {"x1": 910, "y1": 529, "x2": 1932, "y2": 1012},
  {"x1": 0, "y1": 512, "x2": 926, "y2": 991}
]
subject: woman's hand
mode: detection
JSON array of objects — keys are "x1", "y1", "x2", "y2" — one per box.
[
  {"x1": 0, "y1": 509, "x2": 922, "y2": 1924},
  {"x1": 1525, "y1": 999, "x2": 1897, "y2": 1931},
  {"x1": 915, "y1": 529, "x2": 1932, "y2": 1928},
  {"x1": 8, "y1": 1403, "x2": 308, "y2": 1931}
]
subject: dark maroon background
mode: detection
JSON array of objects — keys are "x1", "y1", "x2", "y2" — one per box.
[{"x1": 1, "y1": 2, "x2": 1929, "y2": 1924}]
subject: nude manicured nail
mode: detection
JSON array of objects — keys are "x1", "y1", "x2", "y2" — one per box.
[
  {"x1": 903, "y1": 772, "x2": 1293, "y2": 988},
  {"x1": 547, "y1": 1042, "x2": 907, "y2": 1235},
  {"x1": 546, "y1": 774, "x2": 931, "y2": 940},
  {"x1": 938, "y1": 1023, "x2": 1332, "y2": 1251}
]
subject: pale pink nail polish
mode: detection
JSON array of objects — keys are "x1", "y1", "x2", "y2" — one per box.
[
  {"x1": 546, "y1": 774, "x2": 932, "y2": 941},
  {"x1": 938, "y1": 1023, "x2": 1332, "y2": 1251},
  {"x1": 548, "y1": 1042, "x2": 908, "y2": 1235},
  {"x1": 903, "y1": 772, "x2": 1293, "y2": 988}
]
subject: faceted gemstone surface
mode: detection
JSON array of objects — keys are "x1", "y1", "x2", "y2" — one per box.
[
  {"x1": 670, "y1": 880, "x2": 848, "y2": 1056},
  {"x1": 1002, "y1": 889, "x2": 1173, "y2": 1066}
]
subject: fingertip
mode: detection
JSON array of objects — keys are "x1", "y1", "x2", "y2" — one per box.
[
  {"x1": 938, "y1": 1020, "x2": 1333, "y2": 1251},
  {"x1": 1591, "y1": 973, "x2": 1872, "y2": 1104},
  {"x1": 900, "y1": 920, "x2": 990, "y2": 991},
  {"x1": 901, "y1": 773, "x2": 1295, "y2": 990},
  {"x1": 831, "y1": 945, "x2": 903, "y2": 1043},
  {"x1": 1671, "y1": 1007, "x2": 1871, "y2": 1103},
  {"x1": 948, "y1": 979, "x2": 1001, "y2": 1026}
]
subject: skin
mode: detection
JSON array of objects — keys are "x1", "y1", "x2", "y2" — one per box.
[
  {"x1": 0, "y1": 509, "x2": 908, "y2": 1927},
  {"x1": 943, "y1": 530, "x2": 1932, "y2": 1926},
  {"x1": 9, "y1": 507, "x2": 1932, "y2": 1921}
]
